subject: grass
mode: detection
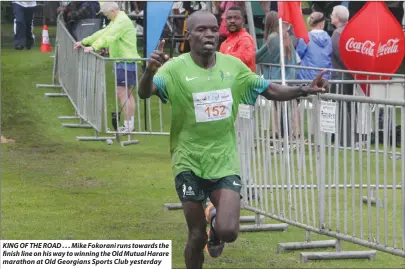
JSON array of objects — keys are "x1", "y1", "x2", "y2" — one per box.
[{"x1": 2, "y1": 24, "x2": 405, "y2": 268}]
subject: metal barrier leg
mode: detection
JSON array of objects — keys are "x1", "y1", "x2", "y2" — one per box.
[
  {"x1": 300, "y1": 250, "x2": 377, "y2": 262},
  {"x1": 77, "y1": 130, "x2": 116, "y2": 142},
  {"x1": 62, "y1": 124, "x2": 92, "y2": 128},
  {"x1": 58, "y1": 116, "x2": 80, "y2": 120},
  {"x1": 361, "y1": 188, "x2": 384, "y2": 208},
  {"x1": 163, "y1": 203, "x2": 183, "y2": 212},
  {"x1": 37, "y1": 44, "x2": 63, "y2": 94},
  {"x1": 277, "y1": 231, "x2": 337, "y2": 254},
  {"x1": 120, "y1": 136, "x2": 140, "y2": 147},
  {"x1": 239, "y1": 212, "x2": 288, "y2": 232},
  {"x1": 44, "y1": 92, "x2": 67, "y2": 98},
  {"x1": 62, "y1": 118, "x2": 91, "y2": 129}
]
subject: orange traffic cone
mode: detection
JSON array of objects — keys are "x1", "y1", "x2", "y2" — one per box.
[{"x1": 40, "y1": 25, "x2": 52, "y2": 53}]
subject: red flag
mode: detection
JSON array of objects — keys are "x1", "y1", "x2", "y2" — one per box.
[{"x1": 277, "y1": 1, "x2": 310, "y2": 44}]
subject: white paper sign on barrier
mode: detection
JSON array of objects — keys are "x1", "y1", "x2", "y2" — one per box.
[
  {"x1": 320, "y1": 101, "x2": 337, "y2": 134},
  {"x1": 239, "y1": 104, "x2": 253, "y2": 119},
  {"x1": 0, "y1": 240, "x2": 172, "y2": 269}
]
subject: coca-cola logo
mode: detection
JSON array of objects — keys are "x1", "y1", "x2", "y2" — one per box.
[
  {"x1": 345, "y1": 38, "x2": 399, "y2": 57},
  {"x1": 376, "y1": 38, "x2": 399, "y2": 57},
  {"x1": 345, "y1": 38, "x2": 375, "y2": 56}
]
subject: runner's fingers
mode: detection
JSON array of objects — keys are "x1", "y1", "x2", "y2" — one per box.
[
  {"x1": 158, "y1": 39, "x2": 165, "y2": 52},
  {"x1": 148, "y1": 59, "x2": 162, "y2": 67},
  {"x1": 148, "y1": 56, "x2": 164, "y2": 67},
  {"x1": 151, "y1": 51, "x2": 165, "y2": 60}
]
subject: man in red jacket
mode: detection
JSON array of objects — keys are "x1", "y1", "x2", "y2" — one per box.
[{"x1": 219, "y1": 6, "x2": 256, "y2": 72}]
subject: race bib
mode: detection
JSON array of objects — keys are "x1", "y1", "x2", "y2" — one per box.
[{"x1": 193, "y1": 89, "x2": 233, "y2": 123}]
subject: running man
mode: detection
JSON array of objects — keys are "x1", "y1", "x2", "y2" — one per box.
[{"x1": 138, "y1": 11, "x2": 329, "y2": 269}]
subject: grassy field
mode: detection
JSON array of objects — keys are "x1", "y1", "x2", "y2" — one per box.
[{"x1": 2, "y1": 24, "x2": 405, "y2": 268}]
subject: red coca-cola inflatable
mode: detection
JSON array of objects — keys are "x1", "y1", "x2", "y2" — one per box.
[{"x1": 339, "y1": 2, "x2": 405, "y2": 95}]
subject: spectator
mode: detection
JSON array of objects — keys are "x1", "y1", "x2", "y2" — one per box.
[
  {"x1": 330, "y1": 5, "x2": 351, "y2": 88},
  {"x1": 403, "y1": 1, "x2": 405, "y2": 26},
  {"x1": 182, "y1": 1, "x2": 206, "y2": 14},
  {"x1": 296, "y1": 12, "x2": 332, "y2": 81},
  {"x1": 211, "y1": 1, "x2": 223, "y2": 26},
  {"x1": 259, "y1": 1, "x2": 278, "y2": 14},
  {"x1": 330, "y1": 5, "x2": 356, "y2": 146},
  {"x1": 174, "y1": 1, "x2": 206, "y2": 54},
  {"x1": 310, "y1": 1, "x2": 342, "y2": 36},
  {"x1": 57, "y1": 1, "x2": 101, "y2": 41},
  {"x1": 212, "y1": 1, "x2": 222, "y2": 16},
  {"x1": 128, "y1": 2, "x2": 144, "y2": 38},
  {"x1": 12, "y1": 1, "x2": 37, "y2": 50},
  {"x1": 219, "y1": 6, "x2": 256, "y2": 72},
  {"x1": 256, "y1": 11, "x2": 297, "y2": 81},
  {"x1": 386, "y1": 1, "x2": 405, "y2": 26},
  {"x1": 73, "y1": 2, "x2": 141, "y2": 133},
  {"x1": 256, "y1": 11, "x2": 300, "y2": 139},
  {"x1": 218, "y1": 1, "x2": 245, "y2": 46}
]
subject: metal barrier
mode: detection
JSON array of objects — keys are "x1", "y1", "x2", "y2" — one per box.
[
  {"x1": 56, "y1": 18, "x2": 105, "y2": 132},
  {"x1": 36, "y1": 15, "x2": 169, "y2": 146},
  {"x1": 236, "y1": 68, "x2": 405, "y2": 260},
  {"x1": 99, "y1": 57, "x2": 170, "y2": 146}
]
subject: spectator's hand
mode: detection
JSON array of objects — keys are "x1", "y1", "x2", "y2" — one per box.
[
  {"x1": 73, "y1": 41, "x2": 82, "y2": 50},
  {"x1": 305, "y1": 70, "x2": 329, "y2": 94},
  {"x1": 84, "y1": 47, "x2": 94, "y2": 53},
  {"x1": 147, "y1": 39, "x2": 169, "y2": 72}
]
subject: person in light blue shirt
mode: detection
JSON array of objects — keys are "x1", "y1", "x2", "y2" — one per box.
[{"x1": 296, "y1": 12, "x2": 332, "y2": 81}]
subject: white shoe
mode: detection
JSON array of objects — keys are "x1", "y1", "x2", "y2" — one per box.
[{"x1": 117, "y1": 125, "x2": 134, "y2": 133}]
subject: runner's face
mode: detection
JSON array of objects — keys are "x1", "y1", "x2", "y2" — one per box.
[
  {"x1": 188, "y1": 14, "x2": 219, "y2": 55},
  {"x1": 226, "y1": 10, "x2": 243, "y2": 33}
]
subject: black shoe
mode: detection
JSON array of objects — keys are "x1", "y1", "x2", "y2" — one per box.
[
  {"x1": 15, "y1": 46, "x2": 24, "y2": 50},
  {"x1": 26, "y1": 41, "x2": 33, "y2": 50}
]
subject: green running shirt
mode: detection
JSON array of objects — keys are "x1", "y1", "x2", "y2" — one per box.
[{"x1": 153, "y1": 52, "x2": 270, "y2": 179}]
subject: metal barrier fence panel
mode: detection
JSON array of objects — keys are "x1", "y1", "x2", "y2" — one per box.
[
  {"x1": 46, "y1": 15, "x2": 171, "y2": 144},
  {"x1": 102, "y1": 58, "x2": 171, "y2": 138},
  {"x1": 56, "y1": 16, "x2": 105, "y2": 133},
  {"x1": 236, "y1": 76, "x2": 405, "y2": 259},
  {"x1": 317, "y1": 95, "x2": 404, "y2": 253}
]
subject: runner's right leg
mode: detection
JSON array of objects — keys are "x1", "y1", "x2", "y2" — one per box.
[
  {"x1": 183, "y1": 201, "x2": 207, "y2": 269},
  {"x1": 175, "y1": 171, "x2": 208, "y2": 269}
]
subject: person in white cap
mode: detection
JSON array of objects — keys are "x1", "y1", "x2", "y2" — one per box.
[{"x1": 73, "y1": 1, "x2": 141, "y2": 133}]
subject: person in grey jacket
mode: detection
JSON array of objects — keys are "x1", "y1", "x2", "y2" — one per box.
[
  {"x1": 330, "y1": 5, "x2": 350, "y2": 83},
  {"x1": 330, "y1": 5, "x2": 357, "y2": 147}
]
